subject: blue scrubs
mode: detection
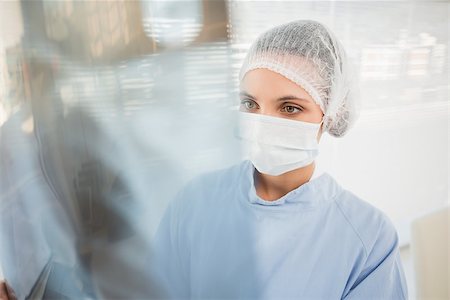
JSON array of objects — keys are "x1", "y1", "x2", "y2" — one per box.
[{"x1": 151, "y1": 160, "x2": 408, "y2": 299}]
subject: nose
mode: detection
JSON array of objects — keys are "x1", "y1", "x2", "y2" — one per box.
[{"x1": 255, "y1": 106, "x2": 277, "y2": 117}]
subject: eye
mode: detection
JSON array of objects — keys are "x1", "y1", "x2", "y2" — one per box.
[
  {"x1": 281, "y1": 105, "x2": 302, "y2": 114},
  {"x1": 240, "y1": 99, "x2": 258, "y2": 111}
]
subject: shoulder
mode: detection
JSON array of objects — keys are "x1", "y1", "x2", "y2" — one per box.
[
  {"x1": 192, "y1": 161, "x2": 246, "y2": 189},
  {"x1": 332, "y1": 184, "x2": 399, "y2": 258},
  {"x1": 180, "y1": 160, "x2": 247, "y2": 197},
  {"x1": 168, "y1": 160, "x2": 248, "y2": 213}
]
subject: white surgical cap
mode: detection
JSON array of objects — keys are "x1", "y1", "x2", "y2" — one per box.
[{"x1": 239, "y1": 20, "x2": 360, "y2": 137}]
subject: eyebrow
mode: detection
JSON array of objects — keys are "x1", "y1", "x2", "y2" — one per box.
[{"x1": 239, "y1": 91, "x2": 312, "y2": 104}]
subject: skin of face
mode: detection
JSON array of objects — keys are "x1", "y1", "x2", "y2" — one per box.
[
  {"x1": 239, "y1": 68, "x2": 324, "y2": 141},
  {"x1": 239, "y1": 67, "x2": 325, "y2": 200}
]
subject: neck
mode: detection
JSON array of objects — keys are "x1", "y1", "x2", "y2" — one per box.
[{"x1": 254, "y1": 161, "x2": 316, "y2": 201}]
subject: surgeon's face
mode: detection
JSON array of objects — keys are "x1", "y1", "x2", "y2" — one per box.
[{"x1": 239, "y1": 68, "x2": 324, "y2": 140}]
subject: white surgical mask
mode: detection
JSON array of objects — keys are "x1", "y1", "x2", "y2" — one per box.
[{"x1": 236, "y1": 112, "x2": 322, "y2": 176}]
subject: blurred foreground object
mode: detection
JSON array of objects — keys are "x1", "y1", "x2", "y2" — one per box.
[
  {"x1": 0, "y1": 0, "x2": 231, "y2": 298},
  {"x1": 0, "y1": 281, "x2": 17, "y2": 300},
  {"x1": 411, "y1": 206, "x2": 449, "y2": 300}
]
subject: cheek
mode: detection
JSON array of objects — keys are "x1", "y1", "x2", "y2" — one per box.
[
  {"x1": 291, "y1": 107, "x2": 323, "y2": 123},
  {"x1": 308, "y1": 105, "x2": 324, "y2": 123}
]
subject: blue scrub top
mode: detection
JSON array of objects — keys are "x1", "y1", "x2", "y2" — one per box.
[{"x1": 151, "y1": 160, "x2": 408, "y2": 299}]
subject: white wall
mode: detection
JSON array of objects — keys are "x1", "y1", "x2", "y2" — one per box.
[{"x1": 318, "y1": 102, "x2": 449, "y2": 246}]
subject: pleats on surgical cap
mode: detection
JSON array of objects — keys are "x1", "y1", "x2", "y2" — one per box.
[{"x1": 239, "y1": 20, "x2": 360, "y2": 137}]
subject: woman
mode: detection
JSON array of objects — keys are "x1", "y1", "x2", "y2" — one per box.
[{"x1": 152, "y1": 20, "x2": 408, "y2": 299}]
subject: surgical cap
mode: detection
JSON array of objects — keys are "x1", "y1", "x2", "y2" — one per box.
[{"x1": 239, "y1": 20, "x2": 360, "y2": 138}]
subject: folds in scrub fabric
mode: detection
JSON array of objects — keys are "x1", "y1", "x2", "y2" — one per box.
[{"x1": 151, "y1": 160, "x2": 408, "y2": 299}]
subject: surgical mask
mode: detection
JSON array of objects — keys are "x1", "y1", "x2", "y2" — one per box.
[{"x1": 236, "y1": 112, "x2": 322, "y2": 176}]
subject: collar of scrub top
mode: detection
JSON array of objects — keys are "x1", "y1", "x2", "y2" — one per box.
[{"x1": 246, "y1": 160, "x2": 326, "y2": 207}]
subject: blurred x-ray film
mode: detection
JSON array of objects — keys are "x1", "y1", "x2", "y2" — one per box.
[
  {"x1": 0, "y1": 0, "x2": 238, "y2": 298},
  {"x1": 0, "y1": 0, "x2": 448, "y2": 299}
]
